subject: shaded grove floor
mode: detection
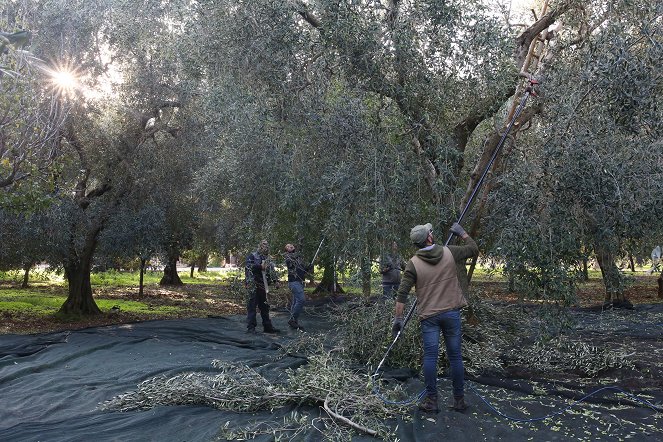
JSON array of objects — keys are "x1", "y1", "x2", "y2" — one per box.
[{"x1": 0, "y1": 304, "x2": 661, "y2": 441}]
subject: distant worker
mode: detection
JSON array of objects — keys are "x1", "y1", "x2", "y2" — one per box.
[
  {"x1": 245, "y1": 239, "x2": 280, "y2": 334},
  {"x1": 284, "y1": 243, "x2": 313, "y2": 330},
  {"x1": 391, "y1": 222, "x2": 479, "y2": 414},
  {"x1": 380, "y1": 241, "x2": 405, "y2": 299}
]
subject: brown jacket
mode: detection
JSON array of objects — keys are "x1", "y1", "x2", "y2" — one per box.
[{"x1": 396, "y1": 237, "x2": 479, "y2": 320}]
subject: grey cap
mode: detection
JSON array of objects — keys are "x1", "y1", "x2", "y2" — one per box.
[{"x1": 410, "y1": 223, "x2": 433, "y2": 246}]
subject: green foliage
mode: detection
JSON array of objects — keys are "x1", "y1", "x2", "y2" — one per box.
[
  {"x1": 337, "y1": 299, "x2": 423, "y2": 371},
  {"x1": 2, "y1": 0, "x2": 661, "y2": 321},
  {"x1": 334, "y1": 296, "x2": 535, "y2": 377},
  {"x1": 484, "y1": 0, "x2": 663, "y2": 303}
]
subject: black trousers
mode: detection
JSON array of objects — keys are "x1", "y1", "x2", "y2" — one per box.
[{"x1": 246, "y1": 287, "x2": 271, "y2": 329}]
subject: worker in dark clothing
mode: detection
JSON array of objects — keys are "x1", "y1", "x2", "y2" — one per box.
[
  {"x1": 380, "y1": 241, "x2": 405, "y2": 299},
  {"x1": 245, "y1": 239, "x2": 280, "y2": 334},
  {"x1": 284, "y1": 243, "x2": 313, "y2": 330},
  {"x1": 391, "y1": 222, "x2": 479, "y2": 413}
]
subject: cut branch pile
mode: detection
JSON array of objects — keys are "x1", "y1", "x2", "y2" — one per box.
[
  {"x1": 99, "y1": 298, "x2": 650, "y2": 439},
  {"x1": 506, "y1": 337, "x2": 636, "y2": 376},
  {"x1": 330, "y1": 296, "x2": 530, "y2": 376},
  {"x1": 100, "y1": 338, "x2": 412, "y2": 440}
]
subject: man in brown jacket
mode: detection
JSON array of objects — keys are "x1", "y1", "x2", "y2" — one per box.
[{"x1": 392, "y1": 222, "x2": 479, "y2": 413}]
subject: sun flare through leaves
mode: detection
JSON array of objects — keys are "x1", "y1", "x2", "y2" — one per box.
[{"x1": 45, "y1": 61, "x2": 81, "y2": 97}]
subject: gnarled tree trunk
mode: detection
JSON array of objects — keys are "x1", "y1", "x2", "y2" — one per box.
[
  {"x1": 197, "y1": 254, "x2": 208, "y2": 272},
  {"x1": 160, "y1": 252, "x2": 183, "y2": 286},
  {"x1": 314, "y1": 259, "x2": 343, "y2": 295},
  {"x1": 59, "y1": 232, "x2": 102, "y2": 315},
  {"x1": 594, "y1": 241, "x2": 625, "y2": 304},
  {"x1": 21, "y1": 262, "x2": 33, "y2": 289}
]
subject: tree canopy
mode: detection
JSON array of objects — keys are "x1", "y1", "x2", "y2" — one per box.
[{"x1": 1, "y1": 0, "x2": 661, "y2": 313}]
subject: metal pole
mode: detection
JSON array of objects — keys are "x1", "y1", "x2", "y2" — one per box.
[
  {"x1": 311, "y1": 237, "x2": 325, "y2": 264},
  {"x1": 373, "y1": 81, "x2": 538, "y2": 377}
]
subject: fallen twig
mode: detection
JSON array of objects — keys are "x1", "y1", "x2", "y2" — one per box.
[{"x1": 323, "y1": 396, "x2": 378, "y2": 437}]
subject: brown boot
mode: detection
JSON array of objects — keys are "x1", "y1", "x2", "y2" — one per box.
[
  {"x1": 418, "y1": 394, "x2": 439, "y2": 413},
  {"x1": 452, "y1": 396, "x2": 468, "y2": 412}
]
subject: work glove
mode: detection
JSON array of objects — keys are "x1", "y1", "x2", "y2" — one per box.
[
  {"x1": 392, "y1": 317, "x2": 404, "y2": 338},
  {"x1": 449, "y1": 222, "x2": 467, "y2": 238}
]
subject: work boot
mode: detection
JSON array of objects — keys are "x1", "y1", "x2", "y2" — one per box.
[
  {"x1": 417, "y1": 394, "x2": 439, "y2": 414},
  {"x1": 288, "y1": 319, "x2": 303, "y2": 330},
  {"x1": 263, "y1": 325, "x2": 281, "y2": 334},
  {"x1": 602, "y1": 300, "x2": 613, "y2": 310},
  {"x1": 452, "y1": 396, "x2": 468, "y2": 412}
]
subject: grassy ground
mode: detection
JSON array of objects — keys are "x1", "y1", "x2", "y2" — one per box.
[
  {"x1": 0, "y1": 268, "x2": 248, "y2": 334},
  {"x1": 0, "y1": 267, "x2": 660, "y2": 335}
]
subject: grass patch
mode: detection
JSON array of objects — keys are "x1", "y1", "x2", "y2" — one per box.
[
  {"x1": 0, "y1": 286, "x2": 182, "y2": 317},
  {"x1": 90, "y1": 270, "x2": 162, "y2": 287},
  {"x1": 1, "y1": 268, "x2": 241, "y2": 289},
  {"x1": 0, "y1": 288, "x2": 66, "y2": 313},
  {"x1": 89, "y1": 269, "x2": 239, "y2": 287},
  {"x1": 95, "y1": 299, "x2": 180, "y2": 315}
]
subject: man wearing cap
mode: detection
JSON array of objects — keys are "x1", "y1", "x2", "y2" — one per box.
[{"x1": 392, "y1": 222, "x2": 478, "y2": 413}]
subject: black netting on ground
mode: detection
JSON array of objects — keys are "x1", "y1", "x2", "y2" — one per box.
[{"x1": 1, "y1": 303, "x2": 661, "y2": 441}]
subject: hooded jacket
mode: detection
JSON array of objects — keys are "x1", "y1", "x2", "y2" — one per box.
[{"x1": 396, "y1": 237, "x2": 478, "y2": 319}]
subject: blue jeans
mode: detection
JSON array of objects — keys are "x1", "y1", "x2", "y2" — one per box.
[
  {"x1": 289, "y1": 281, "x2": 305, "y2": 321},
  {"x1": 382, "y1": 283, "x2": 400, "y2": 300},
  {"x1": 420, "y1": 309, "x2": 464, "y2": 398}
]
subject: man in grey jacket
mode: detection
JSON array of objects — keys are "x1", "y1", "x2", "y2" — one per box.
[
  {"x1": 380, "y1": 241, "x2": 405, "y2": 300},
  {"x1": 392, "y1": 222, "x2": 478, "y2": 413}
]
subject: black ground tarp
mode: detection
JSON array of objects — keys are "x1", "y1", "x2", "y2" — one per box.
[{"x1": 1, "y1": 306, "x2": 661, "y2": 441}]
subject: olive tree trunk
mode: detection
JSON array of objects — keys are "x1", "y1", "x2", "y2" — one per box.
[
  {"x1": 314, "y1": 259, "x2": 343, "y2": 295},
  {"x1": 138, "y1": 258, "x2": 147, "y2": 297},
  {"x1": 594, "y1": 241, "x2": 625, "y2": 303},
  {"x1": 59, "y1": 229, "x2": 103, "y2": 315},
  {"x1": 21, "y1": 262, "x2": 33, "y2": 289},
  {"x1": 197, "y1": 254, "x2": 208, "y2": 272},
  {"x1": 160, "y1": 252, "x2": 183, "y2": 286}
]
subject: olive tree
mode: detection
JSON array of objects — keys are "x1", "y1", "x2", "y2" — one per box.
[
  {"x1": 9, "y1": 0, "x2": 200, "y2": 314},
  {"x1": 486, "y1": 0, "x2": 663, "y2": 307}
]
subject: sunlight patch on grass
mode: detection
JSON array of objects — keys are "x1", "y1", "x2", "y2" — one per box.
[
  {"x1": 95, "y1": 299, "x2": 180, "y2": 315},
  {"x1": 0, "y1": 286, "x2": 182, "y2": 317},
  {"x1": 90, "y1": 270, "x2": 162, "y2": 287},
  {"x1": 0, "y1": 300, "x2": 61, "y2": 314},
  {"x1": 0, "y1": 289, "x2": 66, "y2": 313}
]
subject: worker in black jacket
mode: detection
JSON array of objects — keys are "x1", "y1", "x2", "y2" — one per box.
[{"x1": 245, "y1": 239, "x2": 280, "y2": 334}]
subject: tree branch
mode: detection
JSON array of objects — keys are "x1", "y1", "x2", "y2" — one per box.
[{"x1": 323, "y1": 396, "x2": 377, "y2": 437}]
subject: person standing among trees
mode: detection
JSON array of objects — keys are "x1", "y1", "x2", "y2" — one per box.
[
  {"x1": 284, "y1": 243, "x2": 313, "y2": 330},
  {"x1": 391, "y1": 222, "x2": 479, "y2": 414},
  {"x1": 380, "y1": 241, "x2": 405, "y2": 300},
  {"x1": 245, "y1": 239, "x2": 280, "y2": 334}
]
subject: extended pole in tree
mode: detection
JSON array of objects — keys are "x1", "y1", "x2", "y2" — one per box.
[
  {"x1": 373, "y1": 79, "x2": 539, "y2": 377},
  {"x1": 311, "y1": 237, "x2": 325, "y2": 264}
]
